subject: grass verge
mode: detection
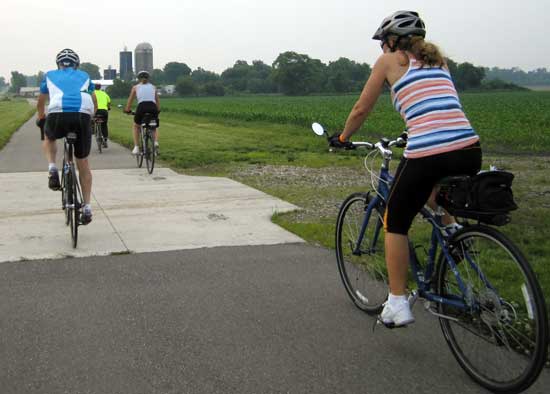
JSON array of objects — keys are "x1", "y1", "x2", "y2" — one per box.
[{"x1": 0, "y1": 98, "x2": 35, "y2": 149}]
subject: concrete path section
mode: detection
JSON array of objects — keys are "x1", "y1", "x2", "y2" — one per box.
[
  {"x1": 0, "y1": 168, "x2": 302, "y2": 262},
  {"x1": 1, "y1": 114, "x2": 303, "y2": 262}
]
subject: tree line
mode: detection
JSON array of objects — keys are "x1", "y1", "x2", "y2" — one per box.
[{"x1": 6, "y1": 52, "x2": 543, "y2": 97}]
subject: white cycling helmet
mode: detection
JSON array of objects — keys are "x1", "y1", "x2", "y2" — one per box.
[
  {"x1": 56, "y1": 48, "x2": 80, "y2": 68},
  {"x1": 372, "y1": 10, "x2": 426, "y2": 41},
  {"x1": 137, "y1": 70, "x2": 150, "y2": 79}
]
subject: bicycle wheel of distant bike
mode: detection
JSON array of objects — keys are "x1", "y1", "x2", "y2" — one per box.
[
  {"x1": 68, "y1": 164, "x2": 79, "y2": 248},
  {"x1": 436, "y1": 225, "x2": 549, "y2": 393},
  {"x1": 136, "y1": 130, "x2": 144, "y2": 168},
  {"x1": 61, "y1": 160, "x2": 70, "y2": 226},
  {"x1": 335, "y1": 192, "x2": 388, "y2": 314},
  {"x1": 144, "y1": 132, "x2": 155, "y2": 174},
  {"x1": 94, "y1": 123, "x2": 102, "y2": 153}
]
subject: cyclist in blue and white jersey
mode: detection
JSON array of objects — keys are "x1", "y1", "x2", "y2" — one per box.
[{"x1": 36, "y1": 48, "x2": 97, "y2": 224}]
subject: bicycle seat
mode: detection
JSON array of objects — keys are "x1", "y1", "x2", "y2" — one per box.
[
  {"x1": 142, "y1": 113, "x2": 158, "y2": 127},
  {"x1": 66, "y1": 132, "x2": 78, "y2": 143},
  {"x1": 94, "y1": 116, "x2": 106, "y2": 123}
]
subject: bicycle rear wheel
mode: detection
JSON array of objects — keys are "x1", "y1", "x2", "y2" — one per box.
[
  {"x1": 435, "y1": 225, "x2": 548, "y2": 393},
  {"x1": 61, "y1": 159, "x2": 70, "y2": 226},
  {"x1": 69, "y1": 164, "x2": 78, "y2": 248},
  {"x1": 336, "y1": 192, "x2": 388, "y2": 314},
  {"x1": 145, "y1": 132, "x2": 155, "y2": 174}
]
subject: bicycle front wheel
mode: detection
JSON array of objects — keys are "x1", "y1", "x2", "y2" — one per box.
[
  {"x1": 435, "y1": 225, "x2": 548, "y2": 393},
  {"x1": 336, "y1": 192, "x2": 388, "y2": 314},
  {"x1": 145, "y1": 132, "x2": 155, "y2": 174}
]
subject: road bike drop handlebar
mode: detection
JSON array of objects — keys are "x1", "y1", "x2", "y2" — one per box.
[{"x1": 311, "y1": 122, "x2": 408, "y2": 157}]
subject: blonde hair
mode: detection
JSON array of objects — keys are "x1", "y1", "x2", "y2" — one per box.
[{"x1": 390, "y1": 35, "x2": 445, "y2": 67}]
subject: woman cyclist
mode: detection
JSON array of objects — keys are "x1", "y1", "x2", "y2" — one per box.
[
  {"x1": 330, "y1": 11, "x2": 482, "y2": 326},
  {"x1": 124, "y1": 70, "x2": 160, "y2": 155}
]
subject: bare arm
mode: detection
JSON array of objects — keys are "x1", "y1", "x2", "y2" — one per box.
[
  {"x1": 340, "y1": 55, "x2": 388, "y2": 140},
  {"x1": 124, "y1": 87, "x2": 136, "y2": 112},
  {"x1": 155, "y1": 90, "x2": 160, "y2": 111},
  {"x1": 92, "y1": 92, "x2": 98, "y2": 114},
  {"x1": 37, "y1": 93, "x2": 48, "y2": 119}
]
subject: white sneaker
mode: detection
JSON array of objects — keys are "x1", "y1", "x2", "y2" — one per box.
[
  {"x1": 380, "y1": 300, "x2": 415, "y2": 327},
  {"x1": 131, "y1": 146, "x2": 139, "y2": 155}
]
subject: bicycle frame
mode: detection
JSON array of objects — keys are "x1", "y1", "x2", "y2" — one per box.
[
  {"x1": 62, "y1": 134, "x2": 83, "y2": 212},
  {"x1": 355, "y1": 150, "x2": 489, "y2": 313}
]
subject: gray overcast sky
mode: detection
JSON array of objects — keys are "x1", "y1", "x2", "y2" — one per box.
[{"x1": 2, "y1": 0, "x2": 549, "y2": 81}]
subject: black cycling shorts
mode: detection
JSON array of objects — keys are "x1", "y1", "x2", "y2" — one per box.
[
  {"x1": 134, "y1": 101, "x2": 159, "y2": 127},
  {"x1": 45, "y1": 112, "x2": 92, "y2": 159},
  {"x1": 384, "y1": 142, "x2": 482, "y2": 235}
]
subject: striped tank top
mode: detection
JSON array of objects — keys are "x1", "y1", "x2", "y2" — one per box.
[{"x1": 391, "y1": 56, "x2": 479, "y2": 158}]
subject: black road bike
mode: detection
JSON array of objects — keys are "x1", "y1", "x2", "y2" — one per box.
[{"x1": 60, "y1": 132, "x2": 84, "y2": 248}]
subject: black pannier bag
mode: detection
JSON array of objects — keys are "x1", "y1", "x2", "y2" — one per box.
[{"x1": 436, "y1": 171, "x2": 518, "y2": 226}]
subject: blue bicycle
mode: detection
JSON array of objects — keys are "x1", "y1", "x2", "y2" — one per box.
[{"x1": 312, "y1": 123, "x2": 548, "y2": 393}]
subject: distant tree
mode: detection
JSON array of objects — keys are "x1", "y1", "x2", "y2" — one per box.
[
  {"x1": 201, "y1": 81, "x2": 225, "y2": 96},
  {"x1": 80, "y1": 62, "x2": 101, "y2": 79},
  {"x1": 25, "y1": 71, "x2": 45, "y2": 87},
  {"x1": 250, "y1": 60, "x2": 272, "y2": 80},
  {"x1": 175, "y1": 76, "x2": 197, "y2": 96},
  {"x1": 151, "y1": 68, "x2": 165, "y2": 85},
  {"x1": 456, "y1": 62, "x2": 485, "y2": 90},
  {"x1": 9, "y1": 71, "x2": 27, "y2": 93},
  {"x1": 191, "y1": 67, "x2": 220, "y2": 84},
  {"x1": 163, "y1": 62, "x2": 191, "y2": 84},
  {"x1": 36, "y1": 71, "x2": 45, "y2": 86},
  {"x1": 272, "y1": 51, "x2": 325, "y2": 95},
  {"x1": 106, "y1": 78, "x2": 132, "y2": 98},
  {"x1": 221, "y1": 60, "x2": 250, "y2": 91},
  {"x1": 0, "y1": 77, "x2": 6, "y2": 90},
  {"x1": 485, "y1": 66, "x2": 550, "y2": 86}
]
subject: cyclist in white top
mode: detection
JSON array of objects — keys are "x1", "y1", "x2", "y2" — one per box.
[{"x1": 124, "y1": 70, "x2": 160, "y2": 155}]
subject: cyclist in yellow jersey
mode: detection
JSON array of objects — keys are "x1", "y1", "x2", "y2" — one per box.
[{"x1": 94, "y1": 83, "x2": 111, "y2": 148}]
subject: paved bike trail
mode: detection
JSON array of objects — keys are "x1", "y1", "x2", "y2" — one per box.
[
  {"x1": 0, "y1": 116, "x2": 302, "y2": 261},
  {"x1": 1, "y1": 115, "x2": 548, "y2": 393}
]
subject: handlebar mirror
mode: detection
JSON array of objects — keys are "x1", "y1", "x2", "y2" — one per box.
[{"x1": 311, "y1": 122, "x2": 325, "y2": 136}]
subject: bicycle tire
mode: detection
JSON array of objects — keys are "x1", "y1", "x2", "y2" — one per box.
[
  {"x1": 69, "y1": 164, "x2": 78, "y2": 248},
  {"x1": 61, "y1": 159, "x2": 70, "y2": 226},
  {"x1": 336, "y1": 192, "x2": 388, "y2": 314},
  {"x1": 136, "y1": 128, "x2": 144, "y2": 168},
  {"x1": 95, "y1": 124, "x2": 102, "y2": 154},
  {"x1": 435, "y1": 224, "x2": 548, "y2": 393},
  {"x1": 145, "y1": 131, "x2": 155, "y2": 174}
]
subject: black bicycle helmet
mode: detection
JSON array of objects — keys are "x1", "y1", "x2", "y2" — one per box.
[
  {"x1": 372, "y1": 10, "x2": 426, "y2": 41},
  {"x1": 56, "y1": 48, "x2": 80, "y2": 68},
  {"x1": 137, "y1": 70, "x2": 150, "y2": 79}
]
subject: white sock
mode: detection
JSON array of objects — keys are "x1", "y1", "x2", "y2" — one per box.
[
  {"x1": 48, "y1": 163, "x2": 57, "y2": 171},
  {"x1": 388, "y1": 293, "x2": 408, "y2": 306},
  {"x1": 83, "y1": 204, "x2": 92, "y2": 212}
]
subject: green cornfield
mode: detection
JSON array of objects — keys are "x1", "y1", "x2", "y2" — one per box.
[{"x1": 158, "y1": 92, "x2": 550, "y2": 153}]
